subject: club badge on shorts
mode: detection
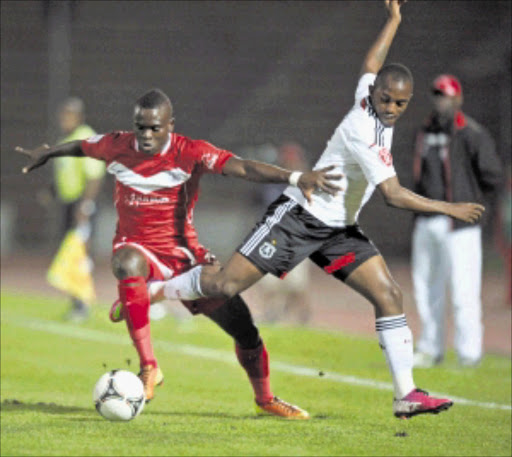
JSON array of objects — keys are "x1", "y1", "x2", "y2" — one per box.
[{"x1": 259, "y1": 241, "x2": 276, "y2": 259}]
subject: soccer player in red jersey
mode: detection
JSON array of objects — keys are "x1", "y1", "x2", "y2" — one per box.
[{"x1": 17, "y1": 88, "x2": 341, "y2": 419}]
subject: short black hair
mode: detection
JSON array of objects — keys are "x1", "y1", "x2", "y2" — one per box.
[
  {"x1": 375, "y1": 63, "x2": 413, "y2": 89},
  {"x1": 135, "y1": 88, "x2": 173, "y2": 112}
]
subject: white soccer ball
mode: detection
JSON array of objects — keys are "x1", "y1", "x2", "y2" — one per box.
[{"x1": 93, "y1": 370, "x2": 145, "y2": 421}]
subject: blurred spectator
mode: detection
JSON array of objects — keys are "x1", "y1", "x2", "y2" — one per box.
[
  {"x1": 410, "y1": 75, "x2": 503, "y2": 368},
  {"x1": 52, "y1": 97, "x2": 105, "y2": 322},
  {"x1": 253, "y1": 142, "x2": 312, "y2": 325}
]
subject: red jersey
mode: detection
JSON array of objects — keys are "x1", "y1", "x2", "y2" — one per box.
[{"x1": 81, "y1": 131, "x2": 233, "y2": 257}]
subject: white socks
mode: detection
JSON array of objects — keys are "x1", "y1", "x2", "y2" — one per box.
[
  {"x1": 148, "y1": 265, "x2": 204, "y2": 301},
  {"x1": 376, "y1": 314, "x2": 416, "y2": 399}
]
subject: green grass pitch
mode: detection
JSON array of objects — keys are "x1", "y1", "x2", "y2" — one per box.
[{"x1": 1, "y1": 291, "x2": 511, "y2": 456}]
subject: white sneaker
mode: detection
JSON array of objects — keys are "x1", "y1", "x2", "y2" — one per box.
[{"x1": 413, "y1": 352, "x2": 443, "y2": 368}]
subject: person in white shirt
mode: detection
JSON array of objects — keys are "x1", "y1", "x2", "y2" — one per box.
[{"x1": 145, "y1": 0, "x2": 484, "y2": 419}]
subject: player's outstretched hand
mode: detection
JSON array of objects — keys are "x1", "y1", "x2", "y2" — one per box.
[
  {"x1": 385, "y1": 0, "x2": 406, "y2": 21},
  {"x1": 15, "y1": 144, "x2": 51, "y2": 173},
  {"x1": 299, "y1": 165, "x2": 343, "y2": 204},
  {"x1": 448, "y1": 202, "x2": 485, "y2": 224}
]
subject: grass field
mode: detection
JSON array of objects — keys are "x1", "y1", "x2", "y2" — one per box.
[{"x1": 1, "y1": 291, "x2": 511, "y2": 456}]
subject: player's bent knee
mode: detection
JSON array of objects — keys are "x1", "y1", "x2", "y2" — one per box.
[
  {"x1": 111, "y1": 248, "x2": 148, "y2": 279},
  {"x1": 380, "y1": 282, "x2": 403, "y2": 314},
  {"x1": 211, "y1": 279, "x2": 241, "y2": 300},
  {"x1": 388, "y1": 282, "x2": 403, "y2": 306},
  {"x1": 202, "y1": 270, "x2": 241, "y2": 300}
]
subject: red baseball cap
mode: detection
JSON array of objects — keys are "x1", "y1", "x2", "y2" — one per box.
[{"x1": 432, "y1": 74, "x2": 463, "y2": 97}]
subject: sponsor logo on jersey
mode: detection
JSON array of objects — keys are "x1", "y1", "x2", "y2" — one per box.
[
  {"x1": 202, "y1": 152, "x2": 219, "y2": 170},
  {"x1": 378, "y1": 147, "x2": 393, "y2": 167},
  {"x1": 259, "y1": 241, "x2": 276, "y2": 259},
  {"x1": 125, "y1": 194, "x2": 170, "y2": 206}
]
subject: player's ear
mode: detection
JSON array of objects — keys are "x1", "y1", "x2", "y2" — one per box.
[{"x1": 169, "y1": 117, "x2": 175, "y2": 132}]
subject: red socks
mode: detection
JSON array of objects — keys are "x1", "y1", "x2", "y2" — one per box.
[
  {"x1": 118, "y1": 276, "x2": 157, "y2": 368},
  {"x1": 235, "y1": 342, "x2": 273, "y2": 404}
]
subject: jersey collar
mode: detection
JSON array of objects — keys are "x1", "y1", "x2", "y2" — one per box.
[{"x1": 362, "y1": 96, "x2": 379, "y2": 120}]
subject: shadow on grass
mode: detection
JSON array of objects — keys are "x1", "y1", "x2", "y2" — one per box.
[
  {"x1": 1, "y1": 398, "x2": 91, "y2": 415},
  {"x1": 1, "y1": 399, "x2": 257, "y2": 421},
  {"x1": 2, "y1": 399, "x2": 332, "y2": 422},
  {"x1": 145, "y1": 409, "x2": 333, "y2": 420}
]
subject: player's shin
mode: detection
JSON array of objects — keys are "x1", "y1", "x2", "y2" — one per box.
[
  {"x1": 376, "y1": 314, "x2": 416, "y2": 399},
  {"x1": 236, "y1": 341, "x2": 273, "y2": 405},
  {"x1": 148, "y1": 265, "x2": 204, "y2": 301},
  {"x1": 118, "y1": 276, "x2": 157, "y2": 368}
]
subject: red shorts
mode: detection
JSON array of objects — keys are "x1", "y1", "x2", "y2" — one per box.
[{"x1": 113, "y1": 241, "x2": 225, "y2": 315}]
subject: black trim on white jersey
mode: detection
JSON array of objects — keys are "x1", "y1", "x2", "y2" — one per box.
[
  {"x1": 365, "y1": 96, "x2": 379, "y2": 119},
  {"x1": 364, "y1": 97, "x2": 385, "y2": 147},
  {"x1": 374, "y1": 120, "x2": 385, "y2": 147}
]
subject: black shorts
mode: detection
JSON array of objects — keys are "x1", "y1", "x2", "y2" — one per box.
[{"x1": 237, "y1": 195, "x2": 380, "y2": 282}]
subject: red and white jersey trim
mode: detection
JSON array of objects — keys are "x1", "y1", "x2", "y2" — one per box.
[{"x1": 106, "y1": 161, "x2": 191, "y2": 195}]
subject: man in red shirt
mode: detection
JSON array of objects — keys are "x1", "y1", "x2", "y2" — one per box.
[{"x1": 17, "y1": 88, "x2": 340, "y2": 419}]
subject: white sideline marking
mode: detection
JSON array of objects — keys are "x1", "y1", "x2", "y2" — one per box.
[{"x1": 4, "y1": 314, "x2": 511, "y2": 412}]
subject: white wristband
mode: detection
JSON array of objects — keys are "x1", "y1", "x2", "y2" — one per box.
[{"x1": 288, "y1": 171, "x2": 303, "y2": 187}]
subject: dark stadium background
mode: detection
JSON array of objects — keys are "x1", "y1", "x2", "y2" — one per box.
[{"x1": 1, "y1": 0, "x2": 510, "y2": 261}]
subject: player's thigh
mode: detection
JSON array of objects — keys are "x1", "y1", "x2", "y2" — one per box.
[
  {"x1": 309, "y1": 225, "x2": 379, "y2": 282},
  {"x1": 237, "y1": 195, "x2": 326, "y2": 279},
  {"x1": 310, "y1": 226, "x2": 401, "y2": 313},
  {"x1": 205, "y1": 252, "x2": 266, "y2": 296},
  {"x1": 344, "y1": 255, "x2": 403, "y2": 315},
  {"x1": 183, "y1": 255, "x2": 264, "y2": 314}
]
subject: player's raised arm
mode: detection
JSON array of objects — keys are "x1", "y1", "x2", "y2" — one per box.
[
  {"x1": 360, "y1": 0, "x2": 406, "y2": 77},
  {"x1": 16, "y1": 140, "x2": 85, "y2": 173},
  {"x1": 222, "y1": 156, "x2": 343, "y2": 204}
]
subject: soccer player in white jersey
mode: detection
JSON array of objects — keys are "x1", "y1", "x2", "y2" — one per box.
[
  {"x1": 17, "y1": 90, "x2": 341, "y2": 419},
  {"x1": 148, "y1": 0, "x2": 485, "y2": 419}
]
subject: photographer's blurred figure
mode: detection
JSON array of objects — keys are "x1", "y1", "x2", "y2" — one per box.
[{"x1": 52, "y1": 97, "x2": 105, "y2": 322}]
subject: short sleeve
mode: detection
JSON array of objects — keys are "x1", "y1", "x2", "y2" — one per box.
[
  {"x1": 80, "y1": 133, "x2": 113, "y2": 162},
  {"x1": 355, "y1": 73, "x2": 376, "y2": 104},
  {"x1": 348, "y1": 131, "x2": 396, "y2": 186},
  {"x1": 190, "y1": 140, "x2": 234, "y2": 174}
]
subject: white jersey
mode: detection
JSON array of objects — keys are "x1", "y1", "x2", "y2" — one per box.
[{"x1": 284, "y1": 73, "x2": 396, "y2": 227}]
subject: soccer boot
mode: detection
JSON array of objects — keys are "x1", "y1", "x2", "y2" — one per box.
[
  {"x1": 393, "y1": 388, "x2": 453, "y2": 419},
  {"x1": 255, "y1": 396, "x2": 310, "y2": 420},
  {"x1": 109, "y1": 299, "x2": 124, "y2": 323},
  {"x1": 138, "y1": 365, "x2": 164, "y2": 402}
]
